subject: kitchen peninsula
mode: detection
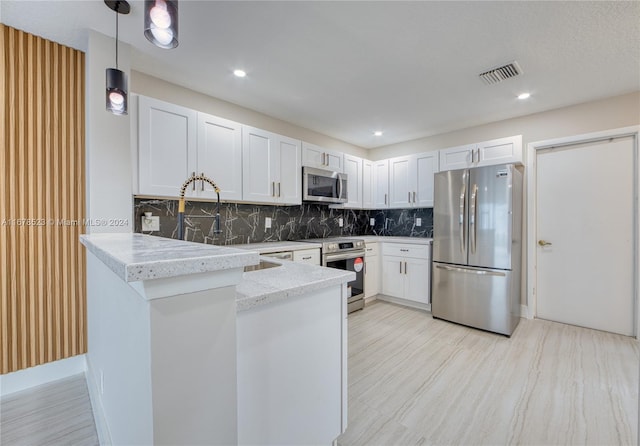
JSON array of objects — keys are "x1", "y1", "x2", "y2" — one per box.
[{"x1": 80, "y1": 233, "x2": 353, "y2": 445}]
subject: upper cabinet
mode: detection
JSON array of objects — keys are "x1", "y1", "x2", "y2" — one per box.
[
  {"x1": 138, "y1": 96, "x2": 198, "y2": 197},
  {"x1": 373, "y1": 160, "x2": 389, "y2": 208},
  {"x1": 197, "y1": 113, "x2": 243, "y2": 201},
  {"x1": 242, "y1": 126, "x2": 302, "y2": 205},
  {"x1": 343, "y1": 154, "x2": 363, "y2": 208},
  {"x1": 137, "y1": 96, "x2": 242, "y2": 200},
  {"x1": 362, "y1": 159, "x2": 374, "y2": 209},
  {"x1": 388, "y1": 152, "x2": 438, "y2": 209},
  {"x1": 439, "y1": 135, "x2": 523, "y2": 171},
  {"x1": 302, "y1": 142, "x2": 344, "y2": 172}
]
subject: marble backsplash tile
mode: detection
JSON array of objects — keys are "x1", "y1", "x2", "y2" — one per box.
[{"x1": 133, "y1": 199, "x2": 433, "y2": 245}]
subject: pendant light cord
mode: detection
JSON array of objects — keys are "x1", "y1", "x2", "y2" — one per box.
[{"x1": 115, "y1": 5, "x2": 119, "y2": 69}]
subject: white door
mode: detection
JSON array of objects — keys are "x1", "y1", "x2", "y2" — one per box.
[
  {"x1": 536, "y1": 136, "x2": 635, "y2": 336},
  {"x1": 389, "y1": 156, "x2": 413, "y2": 208},
  {"x1": 382, "y1": 256, "x2": 405, "y2": 298},
  {"x1": 373, "y1": 160, "x2": 389, "y2": 208},
  {"x1": 362, "y1": 160, "x2": 374, "y2": 209},
  {"x1": 276, "y1": 136, "x2": 302, "y2": 205},
  {"x1": 197, "y1": 113, "x2": 242, "y2": 201},
  {"x1": 415, "y1": 152, "x2": 438, "y2": 207},
  {"x1": 343, "y1": 154, "x2": 362, "y2": 208},
  {"x1": 404, "y1": 257, "x2": 430, "y2": 304},
  {"x1": 242, "y1": 127, "x2": 275, "y2": 204}
]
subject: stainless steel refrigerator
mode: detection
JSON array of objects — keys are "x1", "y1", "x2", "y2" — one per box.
[{"x1": 431, "y1": 163, "x2": 522, "y2": 336}]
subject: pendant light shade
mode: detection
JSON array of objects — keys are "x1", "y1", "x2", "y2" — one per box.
[
  {"x1": 105, "y1": 0, "x2": 130, "y2": 115},
  {"x1": 144, "y1": 0, "x2": 179, "y2": 49},
  {"x1": 106, "y1": 68, "x2": 127, "y2": 115}
]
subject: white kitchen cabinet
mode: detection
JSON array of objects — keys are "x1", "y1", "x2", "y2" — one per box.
[
  {"x1": 388, "y1": 152, "x2": 438, "y2": 208},
  {"x1": 364, "y1": 242, "x2": 380, "y2": 298},
  {"x1": 197, "y1": 112, "x2": 243, "y2": 201},
  {"x1": 302, "y1": 142, "x2": 344, "y2": 172},
  {"x1": 343, "y1": 154, "x2": 363, "y2": 208},
  {"x1": 373, "y1": 159, "x2": 389, "y2": 208},
  {"x1": 362, "y1": 159, "x2": 374, "y2": 209},
  {"x1": 292, "y1": 248, "x2": 321, "y2": 266},
  {"x1": 242, "y1": 126, "x2": 302, "y2": 205},
  {"x1": 138, "y1": 96, "x2": 197, "y2": 197},
  {"x1": 439, "y1": 135, "x2": 523, "y2": 171},
  {"x1": 381, "y1": 243, "x2": 430, "y2": 305}
]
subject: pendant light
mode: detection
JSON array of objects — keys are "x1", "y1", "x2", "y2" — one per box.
[
  {"x1": 144, "y1": 0, "x2": 179, "y2": 49},
  {"x1": 105, "y1": 0, "x2": 130, "y2": 115}
]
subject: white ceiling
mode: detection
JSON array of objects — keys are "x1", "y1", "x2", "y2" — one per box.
[{"x1": 2, "y1": 1, "x2": 639, "y2": 149}]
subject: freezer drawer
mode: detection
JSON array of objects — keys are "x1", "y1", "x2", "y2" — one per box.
[{"x1": 431, "y1": 263, "x2": 520, "y2": 336}]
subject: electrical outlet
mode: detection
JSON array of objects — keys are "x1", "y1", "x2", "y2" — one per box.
[
  {"x1": 416, "y1": 217, "x2": 422, "y2": 227},
  {"x1": 141, "y1": 215, "x2": 160, "y2": 231},
  {"x1": 265, "y1": 217, "x2": 272, "y2": 229},
  {"x1": 370, "y1": 218, "x2": 375, "y2": 226},
  {"x1": 338, "y1": 217, "x2": 344, "y2": 227}
]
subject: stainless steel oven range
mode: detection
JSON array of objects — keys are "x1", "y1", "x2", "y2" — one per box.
[{"x1": 301, "y1": 237, "x2": 365, "y2": 313}]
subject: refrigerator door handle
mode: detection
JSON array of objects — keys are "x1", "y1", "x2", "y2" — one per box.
[
  {"x1": 435, "y1": 264, "x2": 506, "y2": 277},
  {"x1": 459, "y1": 184, "x2": 466, "y2": 254},
  {"x1": 470, "y1": 183, "x2": 478, "y2": 254}
]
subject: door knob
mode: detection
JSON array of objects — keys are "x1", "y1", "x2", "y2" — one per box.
[{"x1": 538, "y1": 240, "x2": 552, "y2": 246}]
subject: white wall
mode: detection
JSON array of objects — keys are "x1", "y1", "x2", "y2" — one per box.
[
  {"x1": 370, "y1": 91, "x2": 640, "y2": 160},
  {"x1": 86, "y1": 30, "x2": 133, "y2": 234},
  {"x1": 131, "y1": 70, "x2": 368, "y2": 159}
]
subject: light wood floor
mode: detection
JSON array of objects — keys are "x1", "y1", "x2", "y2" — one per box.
[
  {"x1": 1, "y1": 303, "x2": 637, "y2": 445},
  {"x1": 0, "y1": 373, "x2": 98, "y2": 446},
  {"x1": 337, "y1": 300, "x2": 639, "y2": 446}
]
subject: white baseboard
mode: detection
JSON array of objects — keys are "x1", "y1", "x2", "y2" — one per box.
[
  {"x1": 375, "y1": 294, "x2": 431, "y2": 312},
  {"x1": 0, "y1": 354, "x2": 87, "y2": 397},
  {"x1": 520, "y1": 304, "x2": 533, "y2": 319},
  {"x1": 86, "y1": 358, "x2": 112, "y2": 446}
]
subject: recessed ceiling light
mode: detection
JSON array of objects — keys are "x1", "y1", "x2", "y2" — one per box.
[
  {"x1": 517, "y1": 92, "x2": 531, "y2": 100},
  {"x1": 373, "y1": 131, "x2": 383, "y2": 136},
  {"x1": 233, "y1": 69, "x2": 247, "y2": 78}
]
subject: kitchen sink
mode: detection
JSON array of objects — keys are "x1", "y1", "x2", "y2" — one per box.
[{"x1": 243, "y1": 260, "x2": 282, "y2": 272}]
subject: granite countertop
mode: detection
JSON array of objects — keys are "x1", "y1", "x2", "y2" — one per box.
[
  {"x1": 80, "y1": 233, "x2": 259, "y2": 282},
  {"x1": 237, "y1": 258, "x2": 354, "y2": 312},
  {"x1": 358, "y1": 236, "x2": 433, "y2": 244},
  {"x1": 234, "y1": 240, "x2": 323, "y2": 254}
]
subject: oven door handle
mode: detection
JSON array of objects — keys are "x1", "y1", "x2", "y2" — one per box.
[{"x1": 324, "y1": 250, "x2": 366, "y2": 263}]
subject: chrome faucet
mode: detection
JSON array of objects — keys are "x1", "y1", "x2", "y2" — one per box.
[{"x1": 177, "y1": 172, "x2": 222, "y2": 240}]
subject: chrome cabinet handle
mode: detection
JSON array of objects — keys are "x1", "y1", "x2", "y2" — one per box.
[
  {"x1": 413, "y1": 191, "x2": 416, "y2": 203},
  {"x1": 538, "y1": 240, "x2": 553, "y2": 246},
  {"x1": 278, "y1": 182, "x2": 281, "y2": 197},
  {"x1": 322, "y1": 153, "x2": 326, "y2": 166},
  {"x1": 408, "y1": 192, "x2": 411, "y2": 203},
  {"x1": 400, "y1": 261, "x2": 402, "y2": 274},
  {"x1": 201, "y1": 172, "x2": 205, "y2": 191},
  {"x1": 384, "y1": 193, "x2": 387, "y2": 205},
  {"x1": 272, "y1": 182, "x2": 276, "y2": 197},
  {"x1": 192, "y1": 171, "x2": 196, "y2": 191},
  {"x1": 404, "y1": 262, "x2": 407, "y2": 275},
  {"x1": 400, "y1": 248, "x2": 409, "y2": 252},
  {"x1": 302, "y1": 256, "x2": 312, "y2": 260}
]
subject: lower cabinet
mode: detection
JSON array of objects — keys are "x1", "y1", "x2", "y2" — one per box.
[
  {"x1": 293, "y1": 248, "x2": 321, "y2": 266},
  {"x1": 381, "y1": 243, "x2": 430, "y2": 305},
  {"x1": 364, "y1": 243, "x2": 380, "y2": 298}
]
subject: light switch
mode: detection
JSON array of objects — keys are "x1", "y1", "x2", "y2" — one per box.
[
  {"x1": 416, "y1": 217, "x2": 422, "y2": 227},
  {"x1": 338, "y1": 218, "x2": 344, "y2": 227},
  {"x1": 370, "y1": 218, "x2": 375, "y2": 226},
  {"x1": 265, "y1": 217, "x2": 272, "y2": 229}
]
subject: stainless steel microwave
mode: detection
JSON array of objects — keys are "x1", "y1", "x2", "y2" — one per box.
[{"x1": 302, "y1": 166, "x2": 348, "y2": 204}]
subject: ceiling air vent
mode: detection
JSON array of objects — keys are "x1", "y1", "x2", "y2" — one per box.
[{"x1": 478, "y1": 61, "x2": 522, "y2": 85}]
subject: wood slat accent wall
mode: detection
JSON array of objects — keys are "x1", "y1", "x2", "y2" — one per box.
[{"x1": 1, "y1": 25, "x2": 86, "y2": 374}]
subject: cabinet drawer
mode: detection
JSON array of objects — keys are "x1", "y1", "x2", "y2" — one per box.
[
  {"x1": 292, "y1": 248, "x2": 321, "y2": 265},
  {"x1": 364, "y1": 242, "x2": 378, "y2": 257},
  {"x1": 382, "y1": 243, "x2": 429, "y2": 259}
]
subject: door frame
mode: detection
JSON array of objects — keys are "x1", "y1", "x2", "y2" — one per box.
[{"x1": 526, "y1": 126, "x2": 640, "y2": 336}]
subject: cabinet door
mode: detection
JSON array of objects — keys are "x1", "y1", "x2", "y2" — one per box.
[
  {"x1": 415, "y1": 152, "x2": 438, "y2": 207},
  {"x1": 404, "y1": 257, "x2": 430, "y2": 304},
  {"x1": 364, "y1": 253, "x2": 380, "y2": 298},
  {"x1": 439, "y1": 144, "x2": 474, "y2": 172},
  {"x1": 477, "y1": 135, "x2": 523, "y2": 166},
  {"x1": 275, "y1": 136, "x2": 302, "y2": 205},
  {"x1": 389, "y1": 156, "x2": 414, "y2": 208},
  {"x1": 138, "y1": 96, "x2": 197, "y2": 197},
  {"x1": 293, "y1": 248, "x2": 321, "y2": 265},
  {"x1": 197, "y1": 113, "x2": 242, "y2": 201},
  {"x1": 382, "y1": 256, "x2": 405, "y2": 298},
  {"x1": 373, "y1": 160, "x2": 389, "y2": 208},
  {"x1": 343, "y1": 154, "x2": 362, "y2": 208},
  {"x1": 242, "y1": 127, "x2": 276, "y2": 204},
  {"x1": 362, "y1": 160, "x2": 374, "y2": 209},
  {"x1": 302, "y1": 142, "x2": 343, "y2": 172}
]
